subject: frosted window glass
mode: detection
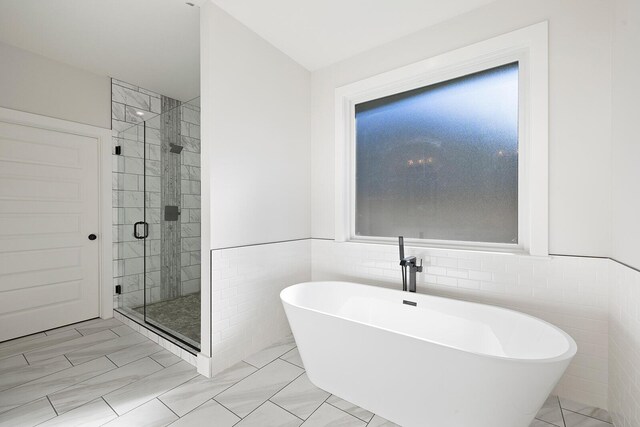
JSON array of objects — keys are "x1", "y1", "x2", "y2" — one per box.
[{"x1": 355, "y1": 63, "x2": 519, "y2": 244}]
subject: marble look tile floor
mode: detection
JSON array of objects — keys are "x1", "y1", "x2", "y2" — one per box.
[{"x1": 0, "y1": 318, "x2": 613, "y2": 427}]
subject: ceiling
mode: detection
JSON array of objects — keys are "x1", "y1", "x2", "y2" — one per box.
[
  {"x1": 208, "y1": 0, "x2": 498, "y2": 70},
  {"x1": 0, "y1": 0, "x2": 200, "y2": 101},
  {"x1": 0, "y1": 0, "x2": 496, "y2": 100}
]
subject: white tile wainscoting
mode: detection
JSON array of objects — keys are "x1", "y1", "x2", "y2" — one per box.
[
  {"x1": 210, "y1": 239, "x2": 312, "y2": 375},
  {"x1": 609, "y1": 261, "x2": 640, "y2": 427},
  {"x1": 311, "y1": 239, "x2": 610, "y2": 410},
  {"x1": 205, "y1": 237, "x2": 640, "y2": 424}
]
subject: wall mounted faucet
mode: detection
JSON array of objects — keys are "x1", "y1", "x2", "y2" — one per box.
[{"x1": 398, "y1": 236, "x2": 423, "y2": 292}]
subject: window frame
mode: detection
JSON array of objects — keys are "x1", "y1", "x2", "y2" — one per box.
[{"x1": 335, "y1": 22, "x2": 549, "y2": 256}]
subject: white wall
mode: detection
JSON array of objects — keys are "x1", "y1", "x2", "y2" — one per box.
[
  {"x1": 611, "y1": 0, "x2": 640, "y2": 270},
  {"x1": 310, "y1": 0, "x2": 613, "y2": 257},
  {"x1": 609, "y1": 0, "x2": 640, "y2": 425},
  {"x1": 0, "y1": 41, "x2": 111, "y2": 129},
  {"x1": 198, "y1": 1, "x2": 635, "y2": 414},
  {"x1": 204, "y1": 4, "x2": 310, "y2": 250},
  {"x1": 305, "y1": 0, "x2": 619, "y2": 411},
  {"x1": 200, "y1": 2, "x2": 311, "y2": 373},
  {"x1": 609, "y1": 261, "x2": 640, "y2": 427}
]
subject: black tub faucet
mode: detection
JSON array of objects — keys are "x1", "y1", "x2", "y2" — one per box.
[{"x1": 398, "y1": 236, "x2": 423, "y2": 293}]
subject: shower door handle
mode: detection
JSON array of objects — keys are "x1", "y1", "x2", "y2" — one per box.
[{"x1": 133, "y1": 221, "x2": 149, "y2": 239}]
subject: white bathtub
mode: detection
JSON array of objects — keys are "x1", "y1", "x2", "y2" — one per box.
[{"x1": 281, "y1": 281, "x2": 577, "y2": 427}]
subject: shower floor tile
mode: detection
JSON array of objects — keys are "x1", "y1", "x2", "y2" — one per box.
[
  {"x1": 0, "y1": 320, "x2": 614, "y2": 427},
  {"x1": 133, "y1": 292, "x2": 201, "y2": 345}
]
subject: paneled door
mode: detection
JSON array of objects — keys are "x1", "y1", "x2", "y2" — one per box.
[{"x1": 0, "y1": 118, "x2": 100, "y2": 342}]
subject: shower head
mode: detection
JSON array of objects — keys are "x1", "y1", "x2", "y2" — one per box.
[{"x1": 169, "y1": 143, "x2": 183, "y2": 154}]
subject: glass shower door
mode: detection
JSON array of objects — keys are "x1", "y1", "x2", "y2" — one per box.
[
  {"x1": 115, "y1": 122, "x2": 146, "y2": 318},
  {"x1": 142, "y1": 99, "x2": 201, "y2": 350},
  {"x1": 115, "y1": 98, "x2": 201, "y2": 351}
]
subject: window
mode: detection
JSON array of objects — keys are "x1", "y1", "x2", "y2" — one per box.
[
  {"x1": 335, "y1": 23, "x2": 548, "y2": 255},
  {"x1": 354, "y1": 63, "x2": 519, "y2": 245}
]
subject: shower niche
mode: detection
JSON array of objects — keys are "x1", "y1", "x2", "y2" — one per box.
[{"x1": 112, "y1": 82, "x2": 201, "y2": 351}]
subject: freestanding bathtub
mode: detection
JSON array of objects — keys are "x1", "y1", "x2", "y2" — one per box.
[{"x1": 281, "y1": 281, "x2": 577, "y2": 427}]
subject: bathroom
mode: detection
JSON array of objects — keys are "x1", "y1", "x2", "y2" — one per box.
[{"x1": 0, "y1": 0, "x2": 638, "y2": 426}]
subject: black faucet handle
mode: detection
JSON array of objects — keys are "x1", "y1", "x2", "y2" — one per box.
[{"x1": 417, "y1": 258, "x2": 423, "y2": 272}]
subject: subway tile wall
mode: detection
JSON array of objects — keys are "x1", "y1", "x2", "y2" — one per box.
[
  {"x1": 178, "y1": 102, "x2": 201, "y2": 296},
  {"x1": 210, "y1": 240, "x2": 311, "y2": 374},
  {"x1": 112, "y1": 78, "x2": 162, "y2": 309},
  {"x1": 111, "y1": 79, "x2": 201, "y2": 309},
  {"x1": 311, "y1": 239, "x2": 610, "y2": 410},
  {"x1": 609, "y1": 261, "x2": 640, "y2": 427},
  {"x1": 206, "y1": 237, "x2": 640, "y2": 422}
]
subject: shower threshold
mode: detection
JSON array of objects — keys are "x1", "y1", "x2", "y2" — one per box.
[{"x1": 116, "y1": 292, "x2": 201, "y2": 352}]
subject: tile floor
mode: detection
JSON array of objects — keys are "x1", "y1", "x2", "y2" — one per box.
[{"x1": 0, "y1": 317, "x2": 613, "y2": 427}]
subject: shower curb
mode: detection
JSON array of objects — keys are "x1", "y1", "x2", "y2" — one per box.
[{"x1": 113, "y1": 310, "x2": 198, "y2": 367}]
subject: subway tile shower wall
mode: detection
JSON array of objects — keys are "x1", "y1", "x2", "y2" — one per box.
[
  {"x1": 112, "y1": 79, "x2": 163, "y2": 309},
  {"x1": 111, "y1": 79, "x2": 201, "y2": 308},
  {"x1": 609, "y1": 261, "x2": 640, "y2": 427},
  {"x1": 311, "y1": 240, "x2": 610, "y2": 410},
  {"x1": 210, "y1": 240, "x2": 312, "y2": 374},
  {"x1": 178, "y1": 102, "x2": 201, "y2": 297}
]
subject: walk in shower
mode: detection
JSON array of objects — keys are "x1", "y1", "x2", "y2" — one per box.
[{"x1": 113, "y1": 96, "x2": 201, "y2": 351}]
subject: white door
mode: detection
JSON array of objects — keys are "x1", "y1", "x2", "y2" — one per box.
[{"x1": 0, "y1": 119, "x2": 100, "y2": 342}]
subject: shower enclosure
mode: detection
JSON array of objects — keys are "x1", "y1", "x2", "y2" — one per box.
[{"x1": 115, "y1": 97, "x2": 201, "y2": 351}]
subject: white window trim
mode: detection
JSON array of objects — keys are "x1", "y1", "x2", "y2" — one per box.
[{"x1": 335, "y1": 22, "x2": 549, "y2": 256}]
